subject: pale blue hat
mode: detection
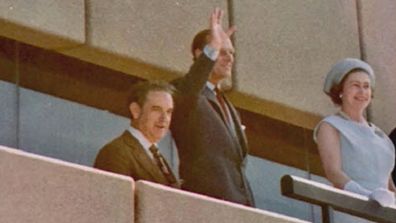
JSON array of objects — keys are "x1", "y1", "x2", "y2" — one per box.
[{"x1": 324, "y1": 58, "x2": 375, "y2": 94}]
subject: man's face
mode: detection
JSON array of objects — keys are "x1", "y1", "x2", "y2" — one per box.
[
  {"x1": 210, "y1": 38, "x2": 235, "y2": 84},
  {"x1": 130, "y1": 91, "x2": 173, "y2": 143}
]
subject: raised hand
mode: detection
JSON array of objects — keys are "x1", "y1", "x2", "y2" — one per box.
[{"x1": 209, "y1": 8, "x2": 236, "y2": 50}]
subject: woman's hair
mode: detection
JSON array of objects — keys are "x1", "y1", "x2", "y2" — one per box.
[{"x1": 328, "y1": 68, "x2": 373, "y2": 105}]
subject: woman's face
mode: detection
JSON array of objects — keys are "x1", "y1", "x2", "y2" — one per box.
[{"x1": 341, "y1": 70, "x2": 372, "y2": 110}]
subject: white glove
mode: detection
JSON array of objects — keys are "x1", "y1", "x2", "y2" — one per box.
[
  {"x1": 343, "y1": 180, "x2": 371, "y2": 196},
  {"x1": 369, "y1": 188, "x2": 395, "y2": 207}
]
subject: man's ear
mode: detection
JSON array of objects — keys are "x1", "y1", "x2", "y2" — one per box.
[
  {"x1": 129, "y1": 102, "x2": 141, "y2": 120},
  {"x1": 194, "y1": 48, "x2": 203, "y2": 60}
]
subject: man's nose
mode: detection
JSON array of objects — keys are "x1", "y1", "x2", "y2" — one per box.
[
  {"x1": 159, "y1": 111, "x2": 170, "y2": 122},
  {"x1": 225, "y1": 52, "x2": 233, "y2": 62}
]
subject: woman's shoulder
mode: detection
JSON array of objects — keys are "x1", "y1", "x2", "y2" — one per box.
[
  {"x1": 313, "y1": 114, "x2": 346, "y2": 142},
  {"x1": 316, "y1": 114, "x2": 345, "y2": 130},
  {"x1": 322, "y1": 114, "x2": 344, "y2": 123}
]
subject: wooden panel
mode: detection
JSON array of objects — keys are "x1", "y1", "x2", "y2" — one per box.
[
  {"x1": 17, "y1": 41, "x2": 142, "y2": 117},
  {"x1": 0, "y1": 37, "x2": 16, "y2": 82}
]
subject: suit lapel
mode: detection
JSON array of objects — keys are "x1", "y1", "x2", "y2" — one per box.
[
  {"x1": 204, "y1": 87, "x2": 248, "y2": 157},
  {"x1": 121, "y1": 131, "x2": 169, "y2": 184},
  {"x1": 223, "y1": 97, "x2": 249, "y2": 157}
]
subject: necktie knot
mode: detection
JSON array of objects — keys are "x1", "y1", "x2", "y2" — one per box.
[
  {"x1": 149, "y1": 145, "x2": 160, "y2": 156},
  {"x1": 214, "y1": 87, "x2": 222, "y2": 95}
]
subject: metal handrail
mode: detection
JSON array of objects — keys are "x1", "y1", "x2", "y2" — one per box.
[{"x1": 280, "y1": 174, "x2": 396, "y2": 223}]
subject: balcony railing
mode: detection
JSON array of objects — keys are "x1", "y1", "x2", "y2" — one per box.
[{"x1": 281, "y1": 174, "x2": 396, "y2": 223}]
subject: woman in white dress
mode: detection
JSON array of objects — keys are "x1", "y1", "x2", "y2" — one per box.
[{"x1": 314, "y1": 58, "x2": 395, "y2": 215}]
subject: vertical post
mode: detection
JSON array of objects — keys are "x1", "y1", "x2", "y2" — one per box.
[
  {"x1": 321, "y1": 205, "x2": 333, "y2": 223},
  {"x1": 14, "y1": 41, "x2": 20, "y2": 149}
]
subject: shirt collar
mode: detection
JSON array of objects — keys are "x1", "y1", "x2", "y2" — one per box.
[
  {"x1": 127, "y1": 125, "x2": 156, "y2": 151},
  {"x1": 206, "y1": 81, "x2": 219, "y2": 94}
]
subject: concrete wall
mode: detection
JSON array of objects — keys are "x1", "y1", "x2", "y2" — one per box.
[
  {"x1": 0, "y1": 145, "x2": 134, "y2": 223},
  {"x1": 0, "y1": 0, "x2": 84, "y2": 49},
  {"x1": 62, "y1": 0, "x2": 228, "y2": 81},
  {"x1": 1, "y1": 0, "x2": 395, "y2": 131},
  {"x1": 359, "y1": 0, "x2": 396, "y2": 132},
  {"x1": 231, "y1": 0, "x2": 360, "y2": 128},
  {"x1": 135, "y1": 181, "x2": 308, "y2": 223}
]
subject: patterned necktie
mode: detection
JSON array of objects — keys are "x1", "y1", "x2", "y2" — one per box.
[
  {"x1": 215, "y1": 87, "x2": 230, "y2": 125},
  {"x1": 149, "y1": 145, "x2": 178, "y2": 187}
]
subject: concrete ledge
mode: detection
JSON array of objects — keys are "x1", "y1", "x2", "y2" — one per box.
[
  {"x1": 0, "y1": 145, "x2": 134, "y2": 223},
  {"x1": 135, "y1": 180, "x2": 308, "y2": 223}
]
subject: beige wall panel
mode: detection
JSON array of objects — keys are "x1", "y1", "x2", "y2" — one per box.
[
  {"x1": 0, "y1": 146, "x2": 134, "y2": 223},
  {"x1": 0, "y1": 0, "x2": 84, "y2": 49},
  {"x1": 359, "y1": 0, "x2": 396, "y2": 133},
  {"x1": 63, "y1": 0, "x2": 227, "y2": 80},
  {"x1": 135, "y1": 181, "x2": 308, "y2": 223},
  {"x1": 232, "y1": 1, "x2": 360, "y2": 127}
]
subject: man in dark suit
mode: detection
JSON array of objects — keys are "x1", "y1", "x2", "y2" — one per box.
[
  {"x1": 94, "y1": 81, "x2": 181, "y2": 188},
  {"x1": 170, "y1": 8, "x2": 255, "y2": 206}
]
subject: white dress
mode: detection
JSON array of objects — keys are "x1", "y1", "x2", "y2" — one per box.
[{"x1": 314, "y1": 114, "x2": 395, "y2": 222}]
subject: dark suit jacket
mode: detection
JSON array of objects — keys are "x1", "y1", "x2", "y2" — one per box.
[
  {"x1": 94, "y1": 131, "x2": 178, "y2": 187},
  {"x1": 390, "y1": 128, "x2": 396, "y2": 184},
  {"x1": 171, "y1": 54, "x2": 255, "y2": 206}
]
